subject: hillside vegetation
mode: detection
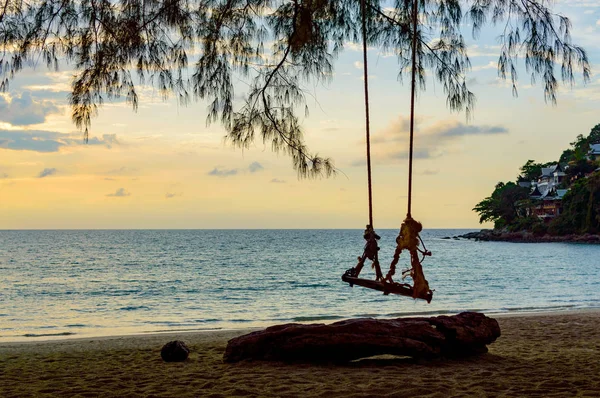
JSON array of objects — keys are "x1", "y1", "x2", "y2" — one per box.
[{"x1": 474, "y1": 124, "x2": 600, "y2": 236}]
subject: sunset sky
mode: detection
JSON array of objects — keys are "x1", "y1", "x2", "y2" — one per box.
[{"x1": 1, "y1": 1, "x2": 599, "y2": 229}]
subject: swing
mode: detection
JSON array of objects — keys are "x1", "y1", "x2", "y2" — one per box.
[{"x1": 341, "y1": 0, "x2": 433, "y2": 303}]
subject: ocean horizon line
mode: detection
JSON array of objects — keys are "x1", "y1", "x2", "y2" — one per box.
[{"x1": 0, "y1": 227, "x2": 482, "y2": 231}]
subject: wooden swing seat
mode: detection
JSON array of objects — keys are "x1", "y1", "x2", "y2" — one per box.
[{"x1": 342, "y1": 274, "x2": 433, "y2": 303}]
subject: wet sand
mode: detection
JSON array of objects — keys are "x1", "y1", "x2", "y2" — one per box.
[{"x1": 1, "y1": 310, "x2": 599, "y2": 397}]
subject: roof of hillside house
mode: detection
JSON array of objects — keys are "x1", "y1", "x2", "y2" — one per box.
[
  {"x1": 590, "y1": 143, "x2": 600, "y2": 155},
  {"x1": 539, "y1": 163, "x2": 565, "y2": 179},
  {"x1": 519, "y1": 181, "x2": 532, "y2": 188}
]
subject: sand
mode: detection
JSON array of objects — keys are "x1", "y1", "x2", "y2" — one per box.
[{"x1": 1, "y1": 311, "x2": 599, "y2": 397}]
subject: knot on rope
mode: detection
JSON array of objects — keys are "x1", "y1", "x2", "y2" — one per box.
[
  {"x1": 396, "y1": 216, "x2": 421, "y2": 251},
  {"x1": 345, "y1": 224, "x2": 384, "y2": 282},
  {"x1": 362, "y1": 224, "x2": 380, "y2": 261},
  {"x1": 386, "y1": 216, "x2": 433, "y2": 302}
]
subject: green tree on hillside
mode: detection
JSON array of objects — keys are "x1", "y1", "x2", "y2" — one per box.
[
  {"x1": 589, "y1": 124, "x2": 600, "y2": 144},
  {"x1": 517, "y1": 160, "x2": 556, "y2": 182},
  {"x1": 550, "y1": 172, "x2": 600, "y2": 234},
  {"x1": 473, "y1": 182, "x2": 529, "y2": 229}
]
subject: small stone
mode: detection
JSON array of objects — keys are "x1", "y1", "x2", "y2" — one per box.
[{"x1": 161, "y1": 340, "x2": 190, "y2": 362}]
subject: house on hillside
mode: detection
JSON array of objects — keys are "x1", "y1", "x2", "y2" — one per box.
[
  {"x1": 529, "y1": 186, "x2": 568, "y2": 220},
  {"x1": 588, "y1": 143, "x2": 600, "y2": 161},
  {"x1": 528, "y1": 163, "x2": 568, "y2": 220}
]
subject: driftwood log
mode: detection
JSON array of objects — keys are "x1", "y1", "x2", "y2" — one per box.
[{"x1": 224, "y1": 312, "x2": 500, "y2": 363}]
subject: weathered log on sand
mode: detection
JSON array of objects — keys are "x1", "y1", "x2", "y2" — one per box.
[{"x1": 224, "y1": 312, "x2": 500, "y2": 363}]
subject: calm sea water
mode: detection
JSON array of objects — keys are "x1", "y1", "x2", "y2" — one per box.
[{"x1": 1, "y1": 229, "x2": 599, "y2": 342}]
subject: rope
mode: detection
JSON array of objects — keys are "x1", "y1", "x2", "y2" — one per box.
[
  {"x1": 361, "y1": 0, "x2": 373, "y2": 228},
  {"x1": 407, "y1": 0, "x2": 418, "y2": 218}
]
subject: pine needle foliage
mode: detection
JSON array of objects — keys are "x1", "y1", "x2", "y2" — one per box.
[{"x1": 0, "y1": 0, "x2": 590, "y2": 177}]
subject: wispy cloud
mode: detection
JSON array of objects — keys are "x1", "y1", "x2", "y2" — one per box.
[
  {"x1": 106, "y1": 188, "x2": 130, "y2": 197},
  {"x1": 105, "y1": 166, "x2": 136, "y2": 176},
  {"x1": 165, "y1": 192, "x2": 182, "y2": 199},
  {"x1": 248, "y1": 162, "x2": 264, "y2": 173},
  {"x1": 37, "y1": 168, "x2": 57, "y2": 178},
  {"x1": 439, "y1": 124, "x2": 507, "y2": 137},
  {"x1": 366, "y1": 115, "x2": 508, "y2": 163},
  {"x1": 471, "y1": 61, "x2": 497, "y2": 72},
  {"x1": 208, "y1": 167, "x2": 238, "y2": 177},
  {"x1": 0, "y1": 130, "x2": 119, "y2": 152},
  {"x1": 0, "y1": 92, "x2": 60, "y2": 126},
  {"x1": 208, "y1": 162, "x2": 265, "y2": 177},
  {"x1": 270, "y1": 178, "x2": 286, "y2": 183}
]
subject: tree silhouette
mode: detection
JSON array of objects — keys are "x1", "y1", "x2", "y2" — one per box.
[{"x1": 0, "y1": 0, "x2": 590, "y2": 177}]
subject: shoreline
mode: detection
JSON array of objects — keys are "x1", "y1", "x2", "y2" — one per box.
[
  {"x1": 455, "y1": 229, "x2": 600, "y2": 243},
  {"x1": 1, "y1": 310, "x2": 599, "y2": 397},
  {"x1": 3, "y1": 306, "x2": 600, "y2": 346}
]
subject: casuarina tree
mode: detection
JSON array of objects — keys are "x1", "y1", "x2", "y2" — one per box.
[{"x1": 0, "y1": 0, "x2": 590, "y2": 177}]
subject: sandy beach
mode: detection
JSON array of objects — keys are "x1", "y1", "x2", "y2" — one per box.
[{"x1": 1, "y1": 310, "x2": 599, "y2": 397}]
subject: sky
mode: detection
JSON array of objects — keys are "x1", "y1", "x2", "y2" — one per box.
[{"x1": 1, "y1": 1, "x2": 599, "y2": 229}]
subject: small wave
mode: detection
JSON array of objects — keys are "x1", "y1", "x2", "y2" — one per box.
[
  {"x1": 144, "y1": 327, "x2": 223, "y2": 333},
  {"x1": 119, "y1": 305, "x2": 150, "y2": 311},
  {"x1": 23, "y1": 332, "x2": 76, "y2": 338},
  {"x1": 500, "y1": 304, "x2": 576, "y2": 312}
]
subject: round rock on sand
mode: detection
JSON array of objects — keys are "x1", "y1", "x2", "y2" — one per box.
[{"x1": 161, "y1": 340, "x2": 190, "y2": 362}]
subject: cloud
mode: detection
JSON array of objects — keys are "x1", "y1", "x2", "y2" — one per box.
[
  {"x1": 208, "y1": 167, "x2": 238, "y2": 177},
  {"x1": 421, "y1": 169, "x2": 439, "y2": 175},
  {"x1": 388, "y1": 148, "x2": 439, "y2": 160},
  {"x1": 270, "y1": 178, "x2": 286, "y2": 183},
  {"x1": 367, "y1": 115, "x2": 508, "y2": 163},
  {"x1": 38, "y1": 168, "x2": 57, "y2": 178},
  {"x1": 467, "y1": 77, "x2": 479, "y2": 86},
  {"x1": 88, "y1": 134, "x2": 119, "y2": 148},
  {"x1": 106, "y1": 188, "x2": 130, "y2": 197},
  {"x1": 165, "y1": 192, "x2": 182, "y2": 199},
  {"x1": 208, "y1": 162, "x2": 264, "y2": 177},
  {"x1": 354, "y1": 61, "x2": 363, "y2": 70},
  {"x1": 248, "y1": 162, "x2": 264, "y2": 173},
  {"x1": 0, "y1": 92, "x2": 61, "y2": 125},
  {"x1": 438, "y1": 124, "x2": 508, "y2": 137},
  {"x1": 467, "y1": 44, "x2": 501, "y2": 58},
  {"x1": 105, "y1": 166, "x2": 136, "y2": 176},
  {"x1": 597, "y1": 19, "x2": 600, "y2": 25},
  {"x1": 471, "y1": 61, "x2": 497, "y2": 72},
  {"x1": 0, "y1": 129, "x2": 119, "y2": 152}
]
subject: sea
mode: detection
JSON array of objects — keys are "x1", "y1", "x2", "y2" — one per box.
[{"x1": 1, "y1": 229, "x2": 599, "y2": 342}]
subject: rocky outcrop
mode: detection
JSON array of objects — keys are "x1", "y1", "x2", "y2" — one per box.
[
  {"x1": 458, "y1": 229, "x2": 600, "y2": 243},
  {"x1": 223, "y1": 312, "x2": 500, "y2": 363}
]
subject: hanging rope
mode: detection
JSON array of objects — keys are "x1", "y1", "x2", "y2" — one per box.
[
  {"x1": 407, "y1": 0, "x2": 419, "y2": 218},
  {"x1": 383, "y1": 0, "x2": 433, "y2": 302},
  {"x1": 344, "y1": 0, "x2": 383, "y2": 282},
  {"x1": 361, "y1": 0, "x2": 374, "y2": 227}
]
